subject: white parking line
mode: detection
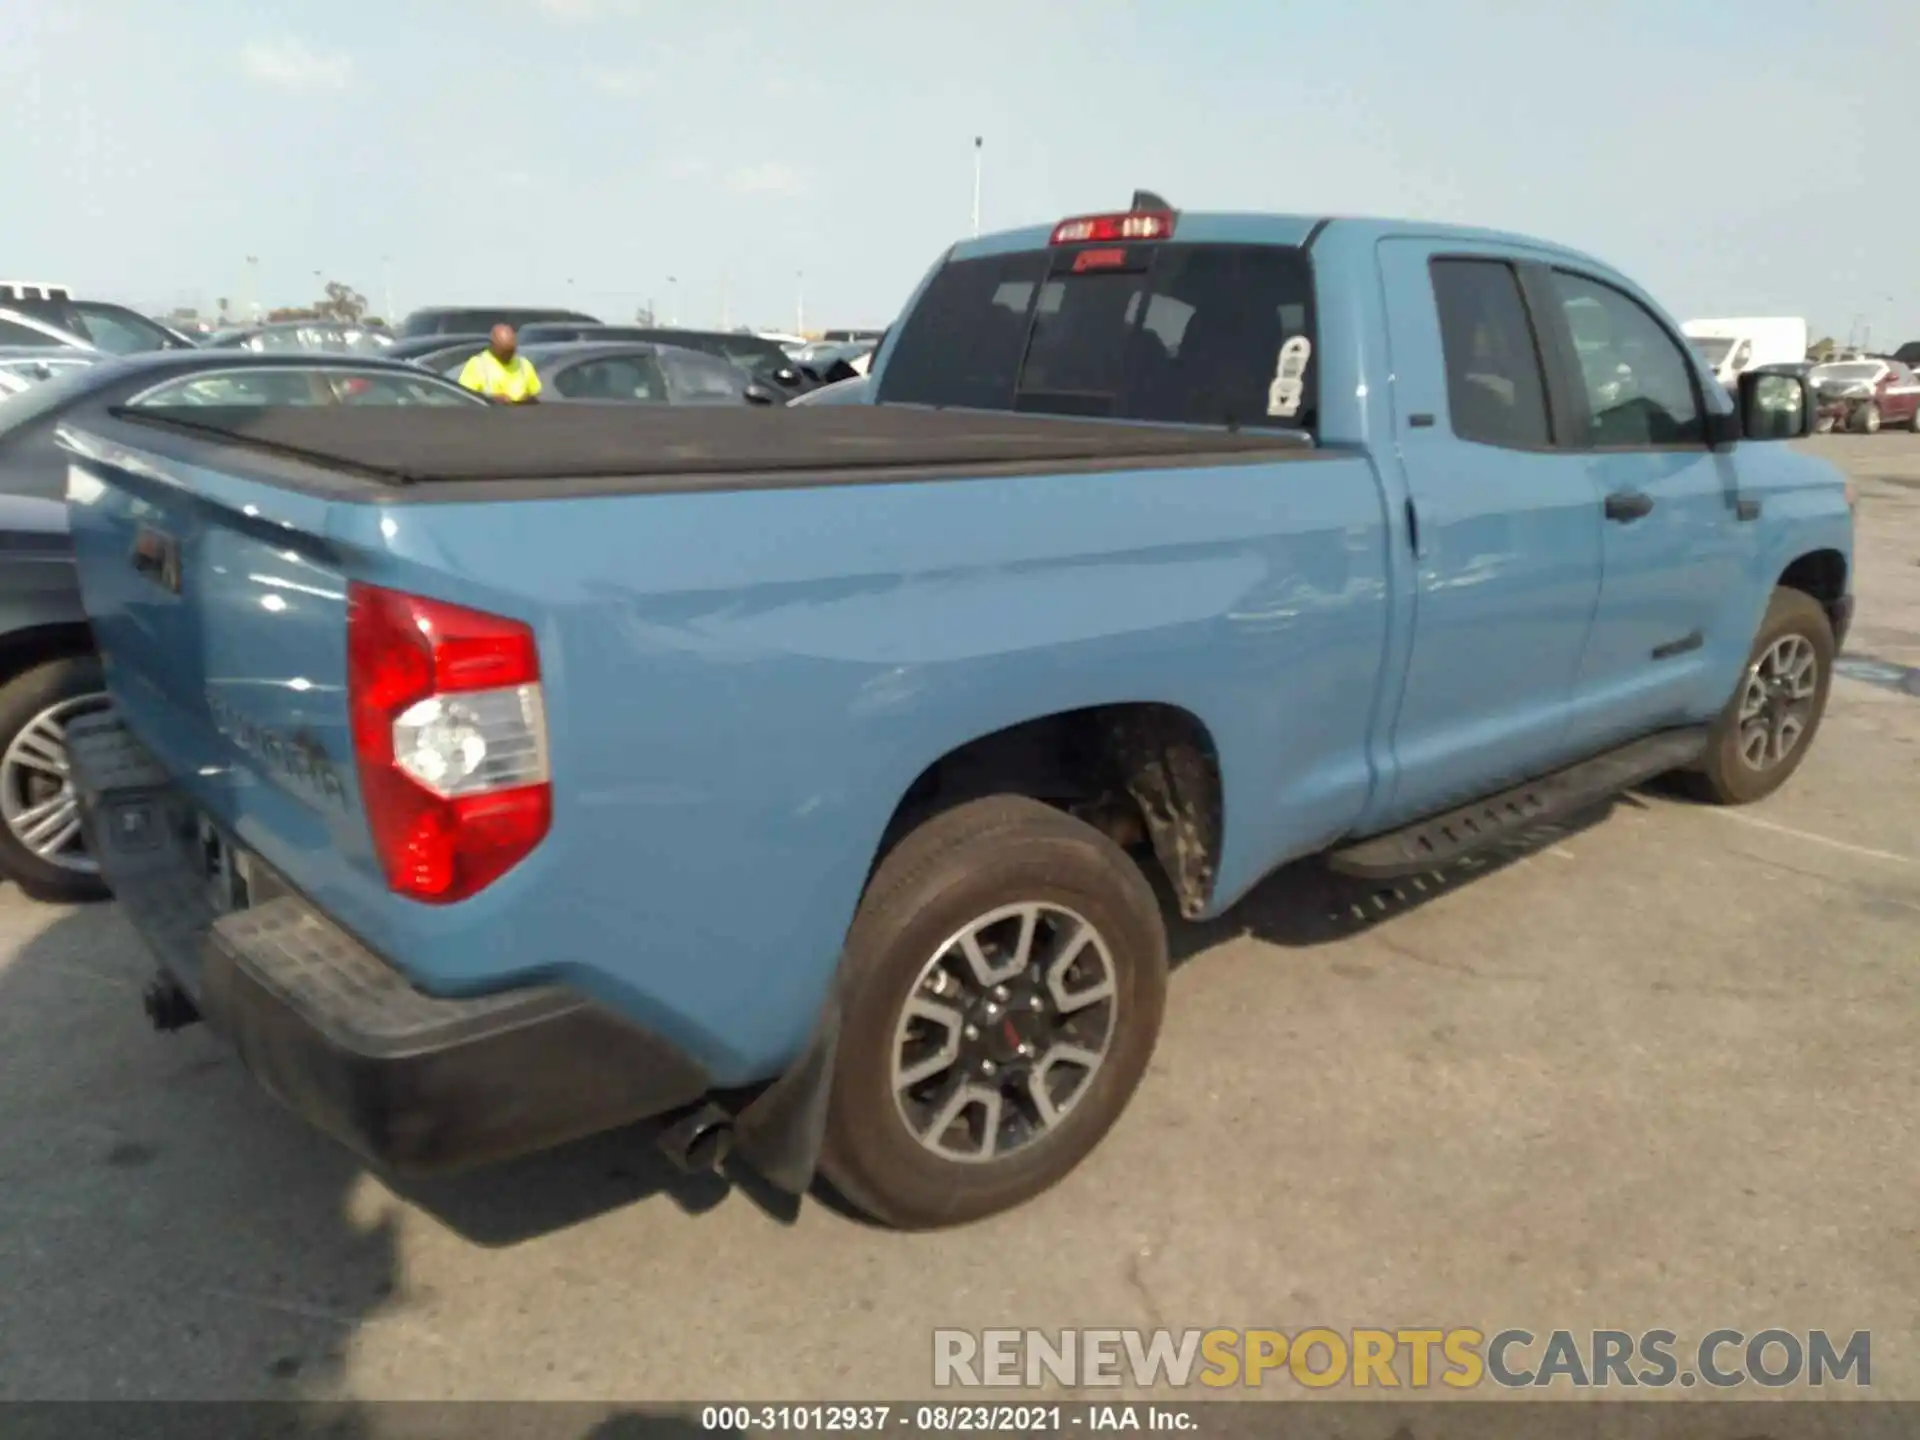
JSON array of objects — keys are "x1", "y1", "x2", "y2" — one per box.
[{"x1": 1700, "y1": 808, "x2": 1916, "y2": 866}]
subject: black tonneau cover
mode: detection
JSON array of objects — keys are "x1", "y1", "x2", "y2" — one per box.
[{"x1": 108, "y1": 403, "x2": 1314, "y2": 488}]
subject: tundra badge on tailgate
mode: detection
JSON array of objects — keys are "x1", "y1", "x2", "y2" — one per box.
[{"x1": 205, "y1": 691, "x2": 351, "y2": 812}]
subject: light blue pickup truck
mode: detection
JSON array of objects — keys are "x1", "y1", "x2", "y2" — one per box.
[{"x1": 60, "y1": 202, "x2": 1853, "y2": 1230}]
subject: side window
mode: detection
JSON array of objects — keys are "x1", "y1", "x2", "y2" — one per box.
[
  {"x1": 666, "y1": 352, "x2": 749, "y2": 399},
  {"x1": 554, "y1": 357, "x2": 668, "y2": 402},
  {"x1": 75, "y1": 304, "x2": 172, "y2": 355},
  {"x1": 0, "y1": 319, "x2": 59, "y2": 347},
  {"x1": 326, "y1": 371, "x2": 477, "y2": 406},
  {"x1": 1545, "y1": 271, "x2": 1703, "y2": 448},
  {"x1": 132, "y1": 370, "x2": 327, "y2": 407},
  {"x1": 1429, "y1": 259, "x2": 1552, "y2": 449}
]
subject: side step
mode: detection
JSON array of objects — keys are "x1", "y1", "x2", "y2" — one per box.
[{"x1": 1327, "y1": 726, "x2": 1709, "y2": 880}]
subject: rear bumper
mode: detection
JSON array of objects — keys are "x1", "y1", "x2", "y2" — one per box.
[{"x1": 66, "y1": 713, "x2": 713, "y2": 1174}]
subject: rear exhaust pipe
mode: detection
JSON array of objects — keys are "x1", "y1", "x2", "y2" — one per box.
[
  {"x1": 657, "y1": 1102, "x2": 733, "y2": 1174},
  {"x1": 143, "y1": 975, "x2": 202, "y2": 1032}
]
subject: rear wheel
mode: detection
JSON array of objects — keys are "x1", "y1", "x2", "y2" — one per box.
[
  {"x1": 819, "y1": 796, "x2": 1168, "y2": 1230},
  {"x1": 1680, "y1": 588, "x2": 1833, "y2": 806},
  {"x1": 1909, "y1": 403, "x2": 1920, "y2": 434},
  {"x1": 0, "y1": 654, "x2": 112, "y2": 903}
]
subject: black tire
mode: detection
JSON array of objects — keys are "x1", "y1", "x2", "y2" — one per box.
[
  {"x1": 1909, "y1": 404, "x2": 1920, "y2": 434},
  {"x1": 0, "y1": 653, "x2": 111, "y2": 903},
  {"x1": 819, "y1": 795, "x2": 1169, "y2": 1230},
  {"x1": 1854, "y1": 402, "x2": 1881, "y2": 435},
  {"x1": 1679, "y1": 588, "x2": 1833, "y2": 806}
]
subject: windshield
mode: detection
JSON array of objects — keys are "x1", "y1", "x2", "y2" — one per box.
[{"x1": 1688, "y1": 336, "x2": 1735, "y2": 365}]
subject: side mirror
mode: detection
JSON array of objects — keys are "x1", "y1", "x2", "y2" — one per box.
[
  {"x1": 772, "y1": 367, "x2": 802, "y2": 388},
  {"x1": 744, "y1": 383, "x2": 777, "y2": 406},
  {"x1": 1738, "y1": 368, "x2": 1811, "y2": 442}
]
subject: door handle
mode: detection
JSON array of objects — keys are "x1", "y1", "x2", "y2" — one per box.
[{"x1": 1604, "y1": 490, "x2": 1655, "y2": 523}]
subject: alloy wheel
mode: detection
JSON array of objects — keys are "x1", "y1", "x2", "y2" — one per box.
[
  {"x1": 1736, "y1": 635, "x2": 1818, "y2": 772},
  {"x1": 890, "y1": 901, "x2": 1119, "y2": 1164},
  {"x1": 1, "y1": 692, "x2": 111, "y2": 873}
]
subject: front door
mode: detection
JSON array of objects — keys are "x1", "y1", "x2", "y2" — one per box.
[
  {"x1": 1367, "y1": 241, "x2": 1606, "y2": 828},
  {"x1": 1532, "y1": 268, "x2": 1754, "y2": 745}
]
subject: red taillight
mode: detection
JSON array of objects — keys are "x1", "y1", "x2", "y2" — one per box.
[
  {"x1": 346, "y1": 582, "x2": 551, "y2": 904},
  {"x1": 1071, "y1": 247, "x2": 1130, "y2": 273},
  {"x1": 1049, "y1": 210, "x2": 1174, "y2": 245}
]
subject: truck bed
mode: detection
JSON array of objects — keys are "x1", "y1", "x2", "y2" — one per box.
[{"x1": 98, "y1": 403, "x2": 1325, "y2": 499}]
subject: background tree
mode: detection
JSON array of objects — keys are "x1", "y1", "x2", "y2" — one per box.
[{"x1": 314, "y1": 281, "x2": 368, "y2": 323}]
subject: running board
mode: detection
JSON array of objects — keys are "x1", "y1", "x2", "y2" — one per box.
[{"x1": 1327, "y1": 727, "x2": 1710, "y2": 880}]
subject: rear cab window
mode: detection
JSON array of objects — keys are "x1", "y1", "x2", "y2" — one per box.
[{"x1": 877, "y1": 240, "x2": 1318, "y2": 433}]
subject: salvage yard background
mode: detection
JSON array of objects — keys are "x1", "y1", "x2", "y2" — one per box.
[{"x1": 2, "y1": 435, "x2": 1916, "y2": 1403}]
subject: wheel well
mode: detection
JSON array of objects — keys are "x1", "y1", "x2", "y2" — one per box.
[
  {"x1": 0, "y1": 623, "x2": 95, "y2": 685},
  {"x1": 1778, "y1": 550, "x2": 1847, "y2": 608},
  {"x1": 872, "y1": 703, "x2": 1225, "y2": 919}
]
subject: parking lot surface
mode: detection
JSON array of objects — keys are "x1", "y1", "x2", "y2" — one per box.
[{"x1": 2, "y1": 437, "x2": 1917, "y2": 1406}]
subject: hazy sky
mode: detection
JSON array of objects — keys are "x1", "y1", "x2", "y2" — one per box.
[{"x1": 3, "y1": 0, "x2": 1913, "y2": 345}]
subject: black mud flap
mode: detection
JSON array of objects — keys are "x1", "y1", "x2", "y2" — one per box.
[{"x1": 729, "y1": 980, "x2": 842, "y2": 1195}]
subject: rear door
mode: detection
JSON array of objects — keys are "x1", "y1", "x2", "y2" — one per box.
[
  {"x1": 1369, "y1": 242, "x2": 1606, "y2": 824},
  {"x1": 1531, "y1": 268, "x2": 1755, "y2": 742}
]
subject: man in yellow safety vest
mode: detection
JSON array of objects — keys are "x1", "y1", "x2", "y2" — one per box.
[{"x1": 457, "y1": 324, "x2": 543, "y2": 404}]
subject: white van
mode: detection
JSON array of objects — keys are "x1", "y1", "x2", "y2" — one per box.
[{"x1": 1682, "y1": 317, "x2": 1808, "y2": 390}]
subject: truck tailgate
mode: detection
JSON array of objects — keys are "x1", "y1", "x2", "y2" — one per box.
[{"x1": 60, "y1": 424, "x2": 370, "y2": 897}]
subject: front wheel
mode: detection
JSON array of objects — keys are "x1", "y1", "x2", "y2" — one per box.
[
  {"x1": 1855, "y1": 402, "x2": 1881, "y2": 435},
  {"x1": 1680, "y1": 588, "x2": 1833, "y2": 806},
  {"x1": 819, "y1": 796, "x2": 1169, "y2": 1230}
]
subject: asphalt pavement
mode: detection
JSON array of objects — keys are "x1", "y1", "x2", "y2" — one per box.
[{"x1": 2, "y1": 436, "x2": 1916, "y2": 1409}]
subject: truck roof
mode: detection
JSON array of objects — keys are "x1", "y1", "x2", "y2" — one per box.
[
  {"x1": 97, "y1": 404, "x2": 1322, "y2": 496},
  {"x1": 949, "y1": 211, "x2": 1612, "y2": 270}
]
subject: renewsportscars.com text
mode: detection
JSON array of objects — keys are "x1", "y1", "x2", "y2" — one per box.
[{"x1": 933, "y1": 1328, "x2": 1871, "y2": 1390}]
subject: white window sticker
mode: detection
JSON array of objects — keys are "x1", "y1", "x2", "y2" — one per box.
[{"x1": 1267, "y1": 336, "x2": 1312, "y2": 417}]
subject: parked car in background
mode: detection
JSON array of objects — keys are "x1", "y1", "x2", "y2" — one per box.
[
  {"x1": 1892, "y1": 341, "x2": 1920, "y2": 367},
  {"x1": 0, "y1": 283, "x2": 195, "y2": 354},
  {"x1": 517, "y1": 341, "x2": 782, "y2": 406},
  {"x1": 201, "y1": 321, "x2": 383, "y2": 354},
  {"x1": 0, "y1": 308, "x2": 97, "y2": 352},
  {"x1": 0, "y1": 351, "x2": 483, "y2": 900},
  {"x1": 786, "y1": 373, "x2": 872, "y2": 405},
  {"x1": 398, "y1": 306, "x2": 601, "y2": 339},
  {"x1": 382, "y1": 333, "x2": 490, "y2": 363},
  {"x1": 1809, "y1": 358, "x2": 1920, "y2": 433},
  {"x1": 570, "y1": 327, "x2": 831, "y2": 395},
  {"x1": 405, "y1": 339, "x2": 494, "y2": 376},
  {"x1": 820, "y1": 328, "x2": 886, "y2": 344},
  {"x1": 0, "y1": 348, "x2": 103, "y2": 396}
]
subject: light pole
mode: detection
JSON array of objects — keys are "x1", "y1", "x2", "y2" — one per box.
[
  {"x1": 971, "y1": 135, "x2": 983, "y2": 238},
  {"x1": 382, "y1": 254, "x2": 394, "y2": 324},
  {"x1": 796, "y1": 269, "x2": 804, "y2": 337},
  {"x1": 667, "y1": 275, "x2": 679, "y2": 326},
  {"x1": 244, "y1": 255, "x2": 259, "y2": 321}
]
